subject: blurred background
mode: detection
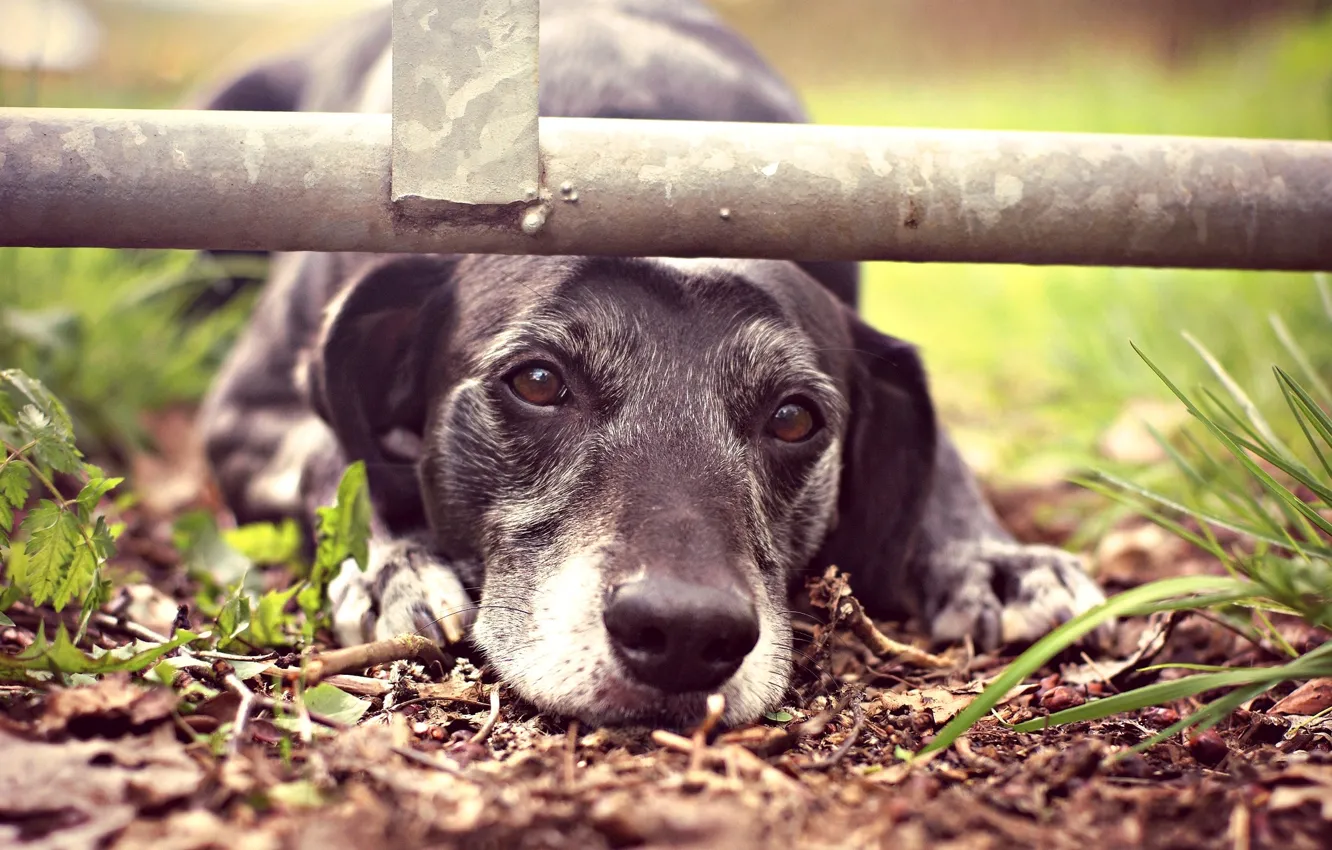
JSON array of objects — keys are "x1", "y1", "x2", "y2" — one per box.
[{"x1": 2, "y1": 0, "x2": 1330, "y2": 510}]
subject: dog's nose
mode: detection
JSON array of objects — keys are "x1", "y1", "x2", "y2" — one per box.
[{"x1": 603, "y1": 578, "x2": 760, "y2": 693}]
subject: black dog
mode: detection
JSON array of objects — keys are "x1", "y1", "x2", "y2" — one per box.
[{"x1": 196, "y1": 0, "x2": 1104, "y2": 726}]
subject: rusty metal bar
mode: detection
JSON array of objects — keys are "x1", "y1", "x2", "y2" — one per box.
[
  {"x1": 1, "y1": 107, "x2": 1330, "y2": 270},
  {"x1": 390, "y1": 0, "x2": 539, "y2": 212}
]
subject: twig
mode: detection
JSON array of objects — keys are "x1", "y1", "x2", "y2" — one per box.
[
  {"x1": 324, "y1": 674, "x2": 393, "y2": 697},
  {"x1": 193, "y1": 649, "x2": 279, "y2": 665},
  {"x1": 807, "y1": 699, "x2": 866, "y2": 771},
  {"x1": 563, "y1": 720, "x2": 580, "y2": 787},
  {"x1": 412, "y1": 680, "x2": 490, "y2": 705},
  {"x1": 468, "y1": 687, "x2": 502, "y2": 745},
  {"x1": 296, "y1": 633, "x2": 452, "y2": 685},
  {"x1": 223, "y1": 674, "x2": 258, "y2": 758},
  {"x1": 223, "y1": 673, "x2": 349, "y2": 738},
  {"x1": 90, "y1": 612, "x2": 169, "y2": 645},
  {"x1": 651, "y1": 729, "x2": 806, "y2": 795},
  {"x1": 391, "y1": 745, "x2": 471, "y2": 779},
  {"x1": 689, "y1": 694, "x2": 726, "y2": 773},
  {"x1": 839, "y1": 594, "x2": 952, "y2": 669},
  {"x1": 1078, "y1": 651, "x2": 1122, "y2": 694}
]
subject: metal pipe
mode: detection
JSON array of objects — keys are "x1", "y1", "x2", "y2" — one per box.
[{"x1": 1, "y1": 107, "x2": 1329, "y2": 270}]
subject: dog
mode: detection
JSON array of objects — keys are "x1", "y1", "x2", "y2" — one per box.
[{"x1": 195, "y1": 0, "x2": 1106, "y2": 727}]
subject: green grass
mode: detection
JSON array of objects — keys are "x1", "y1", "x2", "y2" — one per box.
[
  {"x1": 805, "y1": 14, "x2": 1332, "y2": 482},
  {"x1": 919, "y1": 324, "x2": 1332, "y2": 759}
]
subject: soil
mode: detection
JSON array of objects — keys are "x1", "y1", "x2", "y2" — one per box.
[{"x1": 1, "y1": 413, "x2": 1330, "y2": 850}]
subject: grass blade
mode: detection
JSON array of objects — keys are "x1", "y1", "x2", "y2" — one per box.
[
  {"x1": 917, "y1": 575, "x2": 1249, "y2": 757},
  {"x1": 1269, "y1": 313, "x2": 1332, "y2": 409},
  {"x1": 1082, "y1": 469, "x2": 1332, "y2": 559},
  {"x1": 1133, "y1": 344, "x2": 1332, "y2": 542},
  {"x1": 1010, "y1": 665, "x2": 1291, "y2": 732},
  {"x1": 1183, "y1": 331, "x2": 1296, "y2": 462}
]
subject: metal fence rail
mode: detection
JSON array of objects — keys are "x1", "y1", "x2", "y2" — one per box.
[{"x1": 1, "y1": 106, "x2": 1329, "y2": 270}]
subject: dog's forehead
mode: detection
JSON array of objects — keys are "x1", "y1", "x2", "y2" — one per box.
[{"x1": 453, "y1": 255, "x2": 850, "y2": 393}]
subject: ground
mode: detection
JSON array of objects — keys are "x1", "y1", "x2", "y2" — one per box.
[{"x1": 2, "y1": 451, "x2": 1329, "y2": 850}]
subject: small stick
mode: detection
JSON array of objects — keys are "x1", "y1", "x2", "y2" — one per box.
[
  {"x1": 91, "y1": 612, "x2": 169, "y2": 644},
  {"x1": 224, "y1": 673, "x2": 349, "y2": 735},
  {"x1": 807, "y1": 700, "x2": 865, "y2": 771},
  {"x1": 652, "y1": 729, "x2": 805, "y2": 795},
  {"x1": 563, "y1": 720, "x2": 580, "y2": 786},
  {"x1": 223, "y1": 674, "x2": 257, "y2": 757},
  {"x1": 193, "y1": 649, "x2": 279, "y2": 664},
  {"x1": 391, "y1": 745, "x2": 471, "y2": 779},
  {"x1": 412, "y1": 680, "x2": 489, "y2": 704},
  {"x1": 689, "y1": 694, "x2": 726, "y2": 773},
  {"x1": 1078, "y1": 651, "x2": 1121, "y2": 694},
  {"x1": 468, "y1": 688, "x2": 501, "y2": 746},
  {"x1": 324, "y1": 674, "x2": 394, "y2": 697},
  {"x1": 296, "y1": 634, "x2": 452, "y2": 685},
  {"x1": 839, "y1": 595, "x2": 952, "y2": 669}
]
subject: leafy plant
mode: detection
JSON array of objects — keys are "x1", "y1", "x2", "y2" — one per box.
[
  {"x1": 186, "y1": 463, "x2": 371, "y2": 651},
  {"x1": 2, "y1": 368, "x2": 371, "y2": 689},
  {"x1": 1, "y1": 369, "x2": 125, "y2": 637},
  {"x1": 920, "y1": 277, "x2": 1332, "y2": 757}
]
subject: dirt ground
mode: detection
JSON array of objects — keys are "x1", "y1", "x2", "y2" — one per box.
[{"x1": 2, "y1": 418, "x2": 1331, "y2": 850}]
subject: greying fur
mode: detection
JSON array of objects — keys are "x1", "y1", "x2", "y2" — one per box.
[{"x1": 195, "y1": 0, "x2": 1106, "y2": 728}]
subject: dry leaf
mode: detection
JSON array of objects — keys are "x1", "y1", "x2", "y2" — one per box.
[
  {"x1": 1268, "y1": 679, "x2": 1332, "y2": 717},
  {"x1": 0, "y1": 726, "x2": 203, "y2": 850},
  {"x1": 36, "y1": 673, "x2": 179, "y2": 739}
]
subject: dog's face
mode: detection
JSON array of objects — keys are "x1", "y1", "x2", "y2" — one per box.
[{"x1": 309, "y1": 254, "x2": 937, "y2": 727}]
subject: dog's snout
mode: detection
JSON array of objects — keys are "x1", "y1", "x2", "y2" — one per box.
[{"x1": 603, "y1": 578, "x2": 759, "y2": 693}]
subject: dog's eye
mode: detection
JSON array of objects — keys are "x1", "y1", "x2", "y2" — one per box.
[
  {"x1": 768, "y1": 399, "x2": 819, "y2": 443},
  {"x1": 508, "y1": 363, "x2": 568, "y2": 406}
]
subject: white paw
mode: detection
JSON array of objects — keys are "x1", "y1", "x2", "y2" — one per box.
[
  {"x1": 927, "y1": 539, "x2": 1108, "y2": 651},
  {"x1": 327, "y1": 538, "x2": 475, "y2": 647}
]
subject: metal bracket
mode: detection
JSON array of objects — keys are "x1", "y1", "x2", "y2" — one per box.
[{"x1": 390, "y1": 0, "x2": 540, "y2": 215}]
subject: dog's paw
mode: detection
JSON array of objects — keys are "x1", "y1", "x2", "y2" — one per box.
[
  {"x1": 328, "y1": 538, "x2": 475, "y2": 647},
  {"x1": 925, "y1": 539, "x2": 1108, "y2": 651}
]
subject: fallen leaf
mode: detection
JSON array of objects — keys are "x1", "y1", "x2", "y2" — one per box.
[
  {"x1": 35, "y1": 673, "x2": 179, "y2": 739},
  {"x1": 1061, "y1": 611, "x2": 1176, "y2": 687},
  {"x1": 0, "y1": 726, "x2": 203, "y2": 850},
  {"x1": 876, "y1": 687, "x2": 980, "y2": 726},
  {"x1": 1269, "y1": 678, "x2": 1332, "y2": 717}
]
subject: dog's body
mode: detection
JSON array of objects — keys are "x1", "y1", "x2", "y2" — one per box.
[{"x1": 198, "y1": 0, "x2": 1105, "y2": 727}]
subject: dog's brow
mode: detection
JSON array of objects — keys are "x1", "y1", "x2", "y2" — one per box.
[{"x1": 721, "y1": 319, "x2": 845, "y2": 411}]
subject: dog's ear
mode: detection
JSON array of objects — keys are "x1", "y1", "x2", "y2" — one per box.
[
  {"x1": 305, "y1": 256, "x2": 460, "y2": 526},
  {"x1": 817, "y1": 315, "x2": 939, "y2": 619}
]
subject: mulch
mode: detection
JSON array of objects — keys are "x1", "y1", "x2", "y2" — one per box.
[{"x1": 1, "y1": 437, "x2": 1330, "y2": 850}]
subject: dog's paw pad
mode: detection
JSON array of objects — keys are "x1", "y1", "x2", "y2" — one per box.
[{"x1": 928, "y1": 540, "x2": 1108, "y2": 651}]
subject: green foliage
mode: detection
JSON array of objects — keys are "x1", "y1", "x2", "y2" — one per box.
[
  {"x1": 1, "y1": 370, "x2": 124, "y2": 637},
  {"x1": 920, "y1": 287, "x2": 1332, "y2": 757},
  {"x1": 288, "y1": 683, "x2": 371, "y2": 727},
  {"x1": 0, "y1": 621, "x2": 199, "y2": 681},
  {"x1": 178, "y1": 463, "x2": 371, "y2": 650},
  {"x1": 300, "y1": 462, "x2": 371, "y2": 640},
  {"x1": 0, "y1": 247, "x2": 256, "y2": 454}
]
